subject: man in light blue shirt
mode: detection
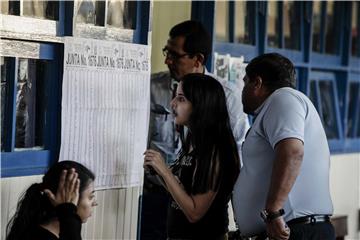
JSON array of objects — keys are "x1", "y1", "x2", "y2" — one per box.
[{"x1": 233, "y1": 53, "x2": 335, "y2": 240}]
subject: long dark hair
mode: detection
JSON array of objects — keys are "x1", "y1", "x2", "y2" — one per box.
[
  {"x1": 6, "y1": 160, "x2": 95, "y2": 240},
  {"x1": 180, "y1": 73, "x2": 240, "y2": 194}
]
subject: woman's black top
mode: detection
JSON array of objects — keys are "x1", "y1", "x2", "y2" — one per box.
[
  {"x1": 29, "y1": 203, "x2": 82, "y2": 240},
  {"x1": 167, "y1": 151, "x2": 231, "y2": 239}
]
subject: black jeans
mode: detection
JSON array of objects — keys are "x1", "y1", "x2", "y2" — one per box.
[
  {"x1": 250, "y1": 222, "x2": 335, "y2": 240},
  {"x1": 167, "y1": 234, "x2": 227, "y2": 240},
  {"x1": 289, "y1": 222, "x2": 336, "y2": 240},
  {"x1": 140, "y1": 190, "x2": 169, "y2": 240}
]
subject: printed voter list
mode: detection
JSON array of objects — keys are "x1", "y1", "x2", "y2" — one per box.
[{"x1": 60, "y1": 37, "x2": 151, "y2": 189}]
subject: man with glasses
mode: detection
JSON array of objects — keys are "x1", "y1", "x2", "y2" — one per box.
[{"x1": 141, "y1": 20, "x2": 249, "y2": 240}]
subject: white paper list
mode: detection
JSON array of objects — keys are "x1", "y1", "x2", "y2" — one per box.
[{"x1": 60, "y1": 37, "x2": 151, "y2": 189}]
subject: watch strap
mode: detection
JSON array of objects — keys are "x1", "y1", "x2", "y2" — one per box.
[
  {"x1": 267, "y1": 209, "x2": 285, "y2": 220},
  {"x1": 261, "y1": 209, "x2": 285, "y2": 222}
]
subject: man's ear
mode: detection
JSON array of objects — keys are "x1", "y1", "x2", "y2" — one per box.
[
  {"x1": 194, "y1": 53, "x2": 205, "y2": 67},
  {"x1": 253, "y1": 76, "x2": 263, "y2": 89}
]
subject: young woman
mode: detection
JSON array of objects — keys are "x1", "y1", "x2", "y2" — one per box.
[
  {"x1": 6, "y1": 160, "x2": 97, "y2": 240},
  {"x1": 144, "y1": 73, "x2": 240, "y2": 240}
]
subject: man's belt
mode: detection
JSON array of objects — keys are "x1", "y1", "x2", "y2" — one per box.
[
  {"x1": 237, "y1": 215, "x2": 332, "y2": 240},
  {"x1": 287, "y1": 215, "x2": 331, "y2": 226}
]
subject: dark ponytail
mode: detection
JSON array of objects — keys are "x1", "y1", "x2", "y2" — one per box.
[
  {"x1": 6, "y1": 160, "x2": 95, "y2": 240},
  {"x1": 6, "y1": 183, "x2": 54, "y2": 240}
]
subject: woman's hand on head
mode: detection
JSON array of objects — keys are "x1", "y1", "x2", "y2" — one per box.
[
  {"x1": 44, "y1": 168, "x2": 80, "y2": 207},
  {"x1": 143, "y1": 149, "x2": 169, "y2": 177}
]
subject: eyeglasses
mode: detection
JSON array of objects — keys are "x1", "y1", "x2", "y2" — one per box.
[{"x1": 162, "y1": 47, "x2": 191, "y2": 61}]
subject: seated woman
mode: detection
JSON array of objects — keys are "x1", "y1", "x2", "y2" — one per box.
[
  {"x1": 6, "y1": 160, "x2": 97, "y2": 240},
  {"x1": 144, "y1": 74, "x2": 240, "y2": 240}
]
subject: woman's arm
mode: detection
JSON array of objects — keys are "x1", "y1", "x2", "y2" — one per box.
[
  {"x1": 44, "y1": 169, "x2": 82, "y2": 240},
  {"x1": 153, "y1": 173, "x2": 182, "y2": 192},
  {"x1": 56, "y1": 203, "x2": 82, "y2": 240},
  {"x1": 144, "y1": 149, "x2": 217, "y2": 223}
]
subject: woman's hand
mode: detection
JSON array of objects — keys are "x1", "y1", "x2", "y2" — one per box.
[
  {"x1": 44, "y1": 168, "x2": 80, "y2": 207},
  {"x1": 144, "y1": 149, "x2": 217, "y2": 223},
  {"x1": 143, "y1": 149, "x2": 169, "y2": 177}
]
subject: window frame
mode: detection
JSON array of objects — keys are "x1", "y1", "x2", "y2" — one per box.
[
  {"x1": 350, "y1": 2, "x2": 360, "y2": 68},
  {"x1": 0, "y1": 1, "x2": 69, "y2": 43},
  {"x1": 1, "y1": 0, "x2": 151, "y2": 177},
  {"x1": 1, "y1": 41, "x2": 62, "y2": 177},
  {"x1": 343, "y1": 72, "x2": 360, "y2": 152},
  {"x1": 310, "y1": 1, "x2": 344, "y2": 68},
  {"x1": 73, "y1": 0, "x2": 142, "y2": 43},
  {"x1": 308, "y1": 71, "x2": 344, "y2": 152},
  {"x1": 193, "y1": 1, "x2": 359, "y2": 154},
  {"x1": 265, "y1": 1, "x2": 304, "y2": 64},
  {"x1": 213, "y1": 1, "x2": 258, "y2": 64}
]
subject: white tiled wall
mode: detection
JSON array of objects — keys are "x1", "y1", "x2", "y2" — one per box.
[{"x1": 330, "y1": 153, "x2": 360, "y2": 240}]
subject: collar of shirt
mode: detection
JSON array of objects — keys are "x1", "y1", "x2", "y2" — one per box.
[
  {"x1": 171, "y1": 79, "x2": 178, "y2": 91},
  {"x1": 254, "y1": 101, "x2": 266, "y2": 116},
  {"x1": 253, "y1": 89, "x2": 282, "y2": 117}
]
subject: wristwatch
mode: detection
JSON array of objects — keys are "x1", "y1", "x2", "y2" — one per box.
[{"x1": 260, "y1": 209, "x2": 285, "y2": 222}]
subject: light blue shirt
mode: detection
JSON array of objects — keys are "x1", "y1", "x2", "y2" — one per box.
[{"x1": 233, "y1": 87, "x2": 333, "y2": 237}]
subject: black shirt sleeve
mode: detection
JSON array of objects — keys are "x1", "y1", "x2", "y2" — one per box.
[{"x1": 56, "y1": 203, "x2": 82, "y2": 240}]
